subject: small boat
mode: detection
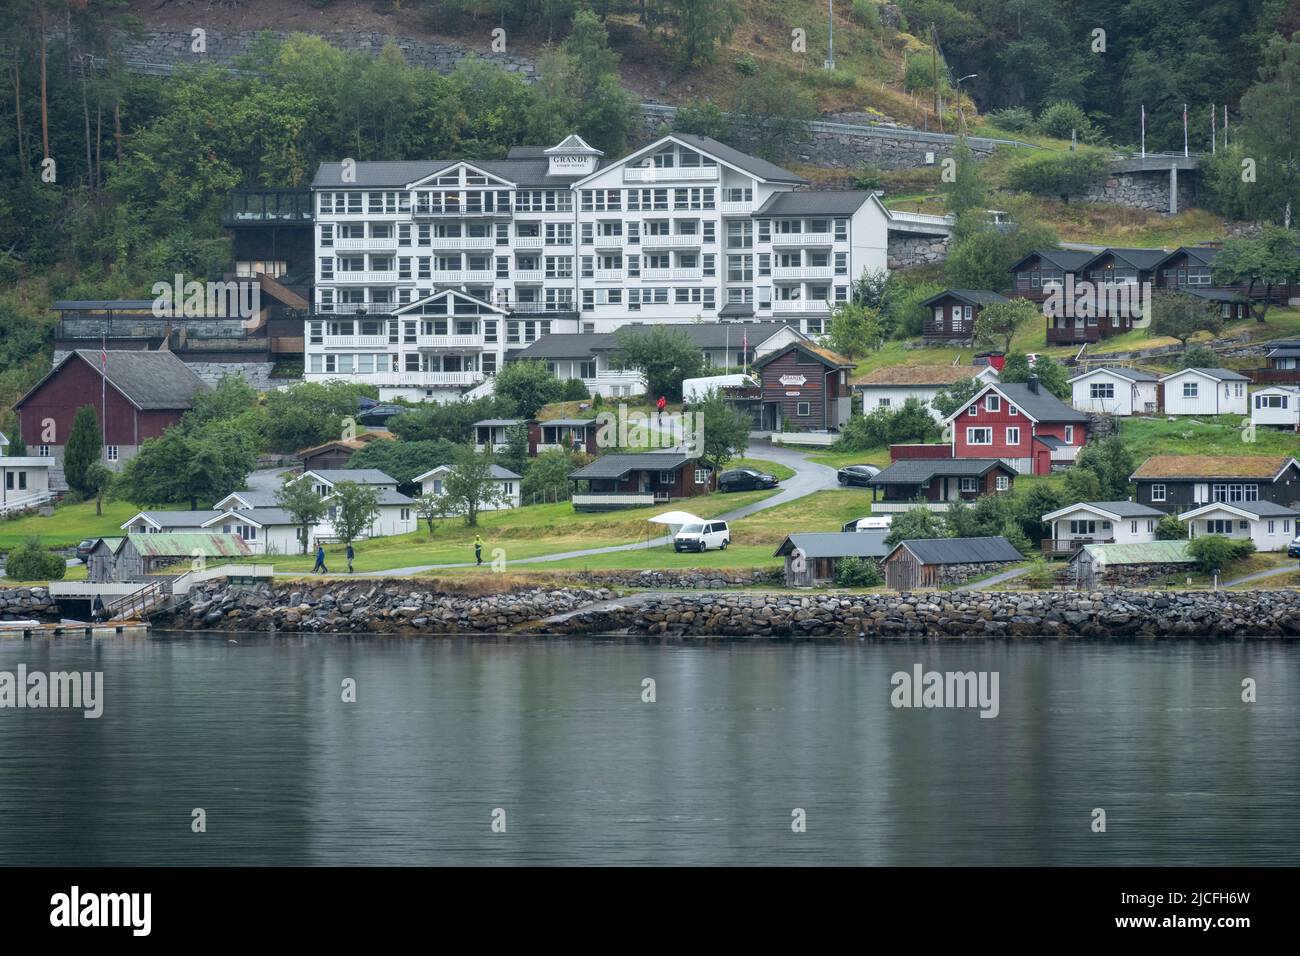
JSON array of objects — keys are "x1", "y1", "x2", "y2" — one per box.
[{"x1": 0, "y1": 619, "x2": 45, "y2": 630}]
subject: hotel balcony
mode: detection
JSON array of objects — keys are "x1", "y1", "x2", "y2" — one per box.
[
  {"x1": 594, "y1": 269, "x2": 624, "y2": 281},
  {"x1": 412, "y1": 204, "x2": 511, "y2": 219},
  {"x1": 332, "y1": 271, "x2": 398, "y2": 284},
  {"x1": 771, "y1": 299, "x2": 833, "y2": 313},
  {"x1": 593, "y1": 234, "x2": 626, "y2": 249},
  {"x1": 622, "y1": 166, "x2": 718, "y2": 183},
  {"x1": 640, "y1": 268, "x2": 704, "y2": 281},
  {"x1": 514, "y1": 236, "x2": 544, "y2": 249},
  {"x1": 640, "y1": 234, "x2": 701, "y2": 250},
  {"x1": 322, "y1": 333, "x2": 391, "y2": 348},
  {"x1": 770, "y1": 232, "x2": 836, "y2": 248},
  {"x1": 322, "y1": 302, "x2": 395, "y2": 315},
  {"x1": 429, "y1": 236, "x2": 495, "y2": 250},
  {"x1": 511, "y1": 301, "x2": 575, "y2": 315},
  {"x1": 772, "y1": 266, "x2": 835, "y2": 280},
  {"x1": 333, "y1": 237, "x2": 397, "y2": 252},
  {"x1": 352, "y1": 371, "x2": 485, "y2": 387},
  {"x1": 720, "y1": 200, "x2": 754, "y2": 216},
  {"x1": 513, "y1": 271, "x2": 545, "y2": 283},
  {"x1": 416, "y1": 333, "x2": 483, "y2": 349}
]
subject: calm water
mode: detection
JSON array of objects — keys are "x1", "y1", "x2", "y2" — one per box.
[{"x1": 1, "y1": 633, "x2": 1298, "y2": 866}]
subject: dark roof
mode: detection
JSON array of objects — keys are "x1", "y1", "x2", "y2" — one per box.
[
  {"x1": 669, "y1": 132, "x2": 807, "y2": 184},
  {"x1": 1267, "y1": 347, "x2": 1300, "y2": 359},
  {"x1": 1033, "y1": 434, "x2": 1064, "y2": 449},
  {"x1": 1044, "y1": 500, "x2": 1165, "y2": 520},
  {"x1": 1008, "y1": 249, "x2": 1095, "y2": 273},
  {"x1": 17, "y1": 350, "x2": 209, "y2": 412},
  {"x1": 1161, "y1": 367, "x2": 1251, "y2": 382},
  {"x1": 473, "y1": 418, "x2": 527, "y2": 428},
  {"x1": 920, "y1": 289, "x2": 1010, "y2": 308},
  {"x1": 1151, "y1": 245, "x2": 1218, "y2": 271},
  {"x1": 752, "y1": 342, "x2": 854, "y2": 370},
  {"x1": 569, "y1": 452, "x2": 699, "y2": 479},
  {"x1": 984, "y1": 382, "x2": 1088, "y2": 423},
  {"x1": 303, "y1": 469, "x2": 396, "y2": 485},
  {"x1": 1068, "y1": 365, "x2": 1160, "y2": 383},
  {"x1": 542, "y1": 418, "x2": 597, "y2": 427},
  {"x1": 515, "y1": 333, "x2": 615, "y2": 360},
  {"x1": 891, "y1": 536, "x2": 1023, "y2": 565},
  {"x1": 1187, "y1": 288, "x2": 1246, "y2": 303},
  {"x1": 1181, "y1": 500, "x2": 1300, "y2": 518},
  {"x1": 774, "y1": 531, "x2": 891, "y2": 559},
  {"x1": 1080, "y1": 247, "x2": 1169, "y2": 272},
  {"x1": 311, "y1": 154, "x2": 608, "y2": 189},
  {"x1": 867, "y1": 458, "x2": 1016, "y2": 485},
  {"x1": 753, "y1": 190, "x2": 871, "y2": 216},
  {"x1": 719, "y1": 302, "x2": 755, "y2": 318}
]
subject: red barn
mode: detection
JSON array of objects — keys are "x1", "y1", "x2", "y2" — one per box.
[
  {"x1": 942, "y1": 377, "x2": 1089, "y2": 476},
  {"x1": 14, "y1": 350, "x2": 209, "y2": 470}
]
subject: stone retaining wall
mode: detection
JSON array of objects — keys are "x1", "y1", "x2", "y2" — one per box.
[
  {"x1": 576, "y1": 569, "x2": 781, "y2": 589},
  {"x1": 938, "y1": 562, "x2": 1011, "y2": 586},
  {"x1": 0, "y1": 587, "x2": 59, "y2": 621},
  {"x1": 888, "y1": 234, "x2": 949, "y2": 269},
  {"x1": 1081, "y1": 169, "x2": 1196, "y2": 214},
  {"x1": 1090, "y1": 563, "x2": 1197, "y2": 588},
  {"x1": 160, "y1": 580, "x2": 1300, "y2": 638}
]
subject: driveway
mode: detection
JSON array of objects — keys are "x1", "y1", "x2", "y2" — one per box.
[
  {"x1": 1222, "y1": 562, "x2": 1299, "y2": 588},
  {"x1": 284, "y1": 439, "x2": 844, "y2": 577}
]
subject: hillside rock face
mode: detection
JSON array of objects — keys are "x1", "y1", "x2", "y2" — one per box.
[{"x1": 159, "y1": 581, "x2": 1300, "y2": 638}]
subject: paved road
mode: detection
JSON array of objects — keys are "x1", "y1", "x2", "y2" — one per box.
[
  {"x1": 1222, "y1": 562, "x2": 1299, "y2": 588},
  {"x1": 280, "y1": 441, "x2": 843, "y2": 577},
  {"x1": 958, "y1": 565, "x2": 1033, "y2": 591}
]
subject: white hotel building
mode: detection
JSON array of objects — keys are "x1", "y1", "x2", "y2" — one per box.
[{"x1": 308, "y1": 132, "x2": 889, "y2": 401}]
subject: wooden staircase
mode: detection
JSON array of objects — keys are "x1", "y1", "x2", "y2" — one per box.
[{"x1": 105, "y1": 579, "x2": 172, "y2": 621}]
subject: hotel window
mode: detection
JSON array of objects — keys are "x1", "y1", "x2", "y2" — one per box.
[
  {"x1": 995, "y1": 476, "x2": 1010, "y2": 492},
  {"x1": 960, "y1": 477, "x2": 979, "y2": 493},
  {"x1": 582, "y1": 290, "x2": 595, "y2": 311},
  {"x1": 482, "y1": 354, "x2": 497, "y2": 375},
  {"x1": 1005, "y1": 427, "x2": 1020, "y2": 445},
  {"x1": 397, "y1": 224, "x2": 411, "y2": 246},
  {"x1": 319, "y1": 257, "x2": 334, "y2": 280},
  {"x1": 728, "y1": 255, "x2": 753, "y2": 282},
  {"x1": 1151, "y1": 484, "x2": 1166, "y2": 502},
  {"x1": 727, "y1": 221, "x2": 753, "y2": 249},
  {"x1": 834, "y1": 219, "x2": 848, "y2": 241},
  {"x1": 967, "y1": 427, "x2": 992, "y2": 445},
  {"x1": 834, "y1": 252, "x2": 848, "y2": 275},
  {"x1": 320, "y1": 224, "x2": 334, "y2": 247},
  {"x1": 796, "y1": 402, "x2": 811, "y2": 417}
]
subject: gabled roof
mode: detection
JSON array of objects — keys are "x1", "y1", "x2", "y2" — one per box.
[
  {"x1": 753, "y1": 190, "x2": 872, "y2": 216},
  {"x1": 1158, "y1": 367, "x2": 1250, "y2": 383},
  {"x1": 752, "y1": 342, "x2": 854, "y2": 371},
  {"x1": 1177, "y1": 500, "x2": 1300, "y2": 521},
  {"x1": 888, "y1": 536, "x2": 1023, "y2": 565},
  {"x1": 121, "y1": 510, "x2": 221, "y2": 531},
  {"x1": 919, "y1": 289, "x2": 1011, "y2": 308},
  {"x1": 854, "y1": 364, "x2": 996, "y2": 388},
  {"x1": 1067, "y1": 365, "x2": 1160, "y2": 384},
  {"x1": 123, "y1": 532, "x2": 252, "y2": 559},
  {"x1": 1150, "y1": 246, "x2": 1218, "y2": 271},
  {"x1": 415, "y1": 464, "x2": 521, "y2": 482},
  {"x1": 1042, "y1": 501, "x2": 1166, "y2": 522},
  {"x1": 569, "y1": 452, "x2": 700, "y2": 480},
  {"x1": 201, "y1": 507, "x2": 300, "y2": 528},
  {"x1": 473, "y1": 418, "x2": 528, "y2": 428},
  {"x1": 1073, "y1": 540, "x2": 1194, "y2": 566},
  {"x1": 1131, "y1": 455, "x2": 1300, "y2": 481},
  {"x1": 941, "y1": 381, "x2": 1088, "y2": 424},
  {"x1": 295, "y1": 469, "x2": 397, "y2": 487},
  {"x1": 773, "y1": 531, "x2": 891, "y2": 559},
  {"x1": 1078, "y1": 247, "x2": 1169, "y2": 272},
  {"x1": 867, "y1": 458, "x2": 1016, "y2": 485},
  {"x1": 214, "y1": 489, "x2": 280, "y2": 510},
  {"x1": 391, "y1": 288, "x2": 508, "y2": 317},
  {"x1": 1008, "y1": 248, "x2": 1095, "y2": 273},
  {"x1": 17, "y1": 350, "x2": 210, "y2": 414},
  {"x1": 295, "y1": 432, "x2": 396, "y2": 458}
]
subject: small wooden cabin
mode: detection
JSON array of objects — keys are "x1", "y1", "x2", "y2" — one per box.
[{"x1": 883, "y1": 536, "x2": 1023, "y2": 590}]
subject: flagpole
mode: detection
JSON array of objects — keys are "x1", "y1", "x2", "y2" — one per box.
[
  {"x1": 1140, "y1": 105, "x2": 1145, "y2": 159},
  {"x1": 1183, "y1": 103, "x2": 1188, "y2": 158},
  {"x1": 1211, "y1": 104, "x2": 1216, "y2": 155}
]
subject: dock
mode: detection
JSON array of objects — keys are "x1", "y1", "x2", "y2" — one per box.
[{"x1": 0, "y1": 620, "x2": 151, "y2": 638}]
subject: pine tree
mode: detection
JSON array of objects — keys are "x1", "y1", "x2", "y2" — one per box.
[{"x1": 63, "y1": 405, "x2": 102, "y2": 497}]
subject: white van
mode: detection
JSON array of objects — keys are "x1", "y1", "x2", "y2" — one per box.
[
  {"x1": 674, "y1": 520, "x2": 731, "y2": 553},
  {"x1": 842, "y1": 515, "x2": 893, "y2": 532}
]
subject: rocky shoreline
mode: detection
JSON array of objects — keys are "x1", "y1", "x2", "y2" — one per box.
[{"x1": 153, "y1": 580, "x2": 1300, "y2": 638}]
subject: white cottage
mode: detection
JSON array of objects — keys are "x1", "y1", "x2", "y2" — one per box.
[
  {"x1": 854, "y1": 363, "x2": 999, "y2": 421},
  {"x1": 0, "y1": 433, "x2": 55, "y2": 516},
  {"x1": 287, "y1": 469, "x2": 417, "y2": 539},
  {"x1": 1158, "y1": 368, "x2": 1250, "y2": 416},
  {"x1": 200, "y1": 508, "x2": 306, "y2": 556},
  {"x1": 1177, "y1": 500, "x2": 1299, "y2": 551},
  {"x1": 1250, "y1": 385, "x2": 1300, "y2": 431},
  {"x1": 1039, "y1": 500, "x2": 1165, "y2": 555},
  {"x1": 416, "y1": 464, "x2": 522, "y2": 512},
  {"x1": 1067, "y1": 366, "x2": 1160, "y2": 416}
]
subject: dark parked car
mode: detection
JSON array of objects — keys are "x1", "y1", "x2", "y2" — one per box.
[
  {"x1": 837, "y1": 464, "x2": 882, "y2": 487},
  {"x1": 718, "y1": 468, "x2": 779, "y2": 492},
  {"x1": 1288, "y1": 535, "x2": 1300, "y2": 559},
  {"x1": 75, "y1": 539, "x2": 97, "y2": 563}
]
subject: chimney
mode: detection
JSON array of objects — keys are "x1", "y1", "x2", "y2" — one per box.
[{"x1": 1027, "y1": 375, "x2": 1040, "y2": 394}]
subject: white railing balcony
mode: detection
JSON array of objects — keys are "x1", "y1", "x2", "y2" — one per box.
[
  {"x1": 429, "y1": 236, "x2": 494, "y2": 250},
  {"x1": 333, "y1": 237, "x2": 397, "y2": 251},
  {"x1": 594, "y1": 234, "x2": 625, "y2": 248},
  {"x1": 475, "y1": 442, "x2": 510, "y2": 454},
  {"x1": 1051, "y1": 444, "x2": 1082, "y2": 462},
  {"x1": 325, "y1": 302, "x2": 396, "y2": 315},
  {"x1": 770, "y1": 232, "x2": 836, "y2": 247},
  {"x1": 513, "y1": 270, "x2": 544, "y2": 283},
  {"x1": 514, "y1": 236, "x2": 544, "y2": 249},
  {"x1": 594, "y1": 269, "x2": 624, "y2": 281},
  {"x1": 872, "y1": 501, "x2": 952, "y2": 513},
  {"x1": 772, "y1": 266, "x2": 835, "y2": 280},
  {"x1": 322, "y1": 333, "x2": 390, "y2": 348},
  {"x1": 511, "y1": 301, "x2": 574, "y2": 314},
  {"x1": 640, "y1": 268, "x2": 704, "y2": 281},
  {"x1": 771, "y1": 299, "x2": 833, "y2": 313},
  {"x1": 622, "y1": 166, "x2": 718, "y2": 183},
  {"x1": 413, "y1": 204, "x2": 511, "y2": 218},
  {"x1": 640, "y1": 234, "x2": 701, "y2": 249},
  {"x1": 416, "y1": 333, "x2": 482, "y2": 349},
  {"x1": 333, "y1": 270, "x2": 398, "y2": 284},
  {"x1": 352, "y1": 371, "x2": 485, "y2": 387},
  {"x1": 720, "y1": 201, "x2": 754, "y2": 215},
  {"x1": 460, "y1": 270, "x2": 493, "y2": 282}
]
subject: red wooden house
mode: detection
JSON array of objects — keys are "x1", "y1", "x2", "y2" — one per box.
[
  {"x1": 940, "y1": 378, "x2": 1089, "y2": 476},
  {"x1": 752, "y1": 342, "x2": 854, "y2": 432}
]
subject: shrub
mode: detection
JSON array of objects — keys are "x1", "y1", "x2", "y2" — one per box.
[
  {"x1": 734, "y1": 54, "x2": 758, "y2": 76},
  {"x1": 904, "y1": 53, "x2": 947, "y2": 94},
  {"x1": 4, "y1": 537, "x2": 66, "y2": 581},
  {"x1": 561, "y1": 378, "x2": 590, "y2": 401},
  {"x1": 1180, "y1": 345, "x2": 1220, "y2": 369},
  {"x1": 1155, "y1": 514, "x2": 1188, "y2": 540},
  {"x1": 1004, "y1": 150, "x2": 1109, "y2": 203},
  {"x1": 987, "y1": 107, "x2": 1036, "y2": 134},
  {"x1": 1186, "y1": 534, "x2": 1254, "y2": 573},
  {"x1": 852, "y1": 163, "x2": 885, "y2": 192},
  {"x1": 835, "y1": 556, "x2": 883, "y2": 588},
  {"x1": 1021, "y1": 558, "x2": 1063, "y2": 590}
]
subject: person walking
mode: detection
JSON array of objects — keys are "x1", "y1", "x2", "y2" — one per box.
[
  {"x1": 312, "y1": 543, "x2": 328, "y2": 574},
  {"x1": 474, "y1": 534, "x2": 484, "y2": 566},
  {"x1": 346, "y1": 543, "x2": 355, "y2": 574}
]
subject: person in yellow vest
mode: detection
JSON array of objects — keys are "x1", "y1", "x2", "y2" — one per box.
[{"x1": 474, "y1": 535, "x2": 484, "y2": 566}]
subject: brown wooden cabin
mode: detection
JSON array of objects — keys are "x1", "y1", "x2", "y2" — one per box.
[{"x1": 919, "y1": 289, "x2": 1010, "y2": 342}]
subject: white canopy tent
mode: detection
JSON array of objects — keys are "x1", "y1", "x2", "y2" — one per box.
[{"x1": 646, "y1": 511, "x2": 704, "y2": 547}]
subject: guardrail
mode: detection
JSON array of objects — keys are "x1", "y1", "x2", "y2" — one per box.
[{"x1": 105, "y1": 579, "x2": 171, "y2": 621}]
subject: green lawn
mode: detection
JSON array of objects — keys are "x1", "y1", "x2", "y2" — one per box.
[
  {"x1": 807, "y1": 446, "x2": 890, "y2": 470},
  {"x1": 0, "y1": 500, "x2": 170, "y2": 550},
  {"x1": 729, "y1": 457, "x2": 796, "y2": 481},
  {"x1": 1114, "y1": 416, "x2": 1298, "y2": 459}
]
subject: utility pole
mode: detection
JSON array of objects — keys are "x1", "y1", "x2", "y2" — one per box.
[
  {"x1": 931, "y1": 24, "x2": 938, "y2": 122},
  {"x1": 826, "y1": 1, "x2": 834, "y2": 70}
]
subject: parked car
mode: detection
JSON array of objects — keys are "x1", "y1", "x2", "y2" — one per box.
[
  {"x1": 718, "y1": 468, "x2": 778, "y2": 492},
  {"x1": 837, "y1": 464, "x2": 882, "y2": 487},
  {"x1": 1288, "y1": 535, "x2": 1300, "y2": 559},
  {"x1": 75, "y1": 539, "x2": 97, "y2": 563},
  {"x1": 674, "y1": 520, "x2": 731, "y2": 552}
]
